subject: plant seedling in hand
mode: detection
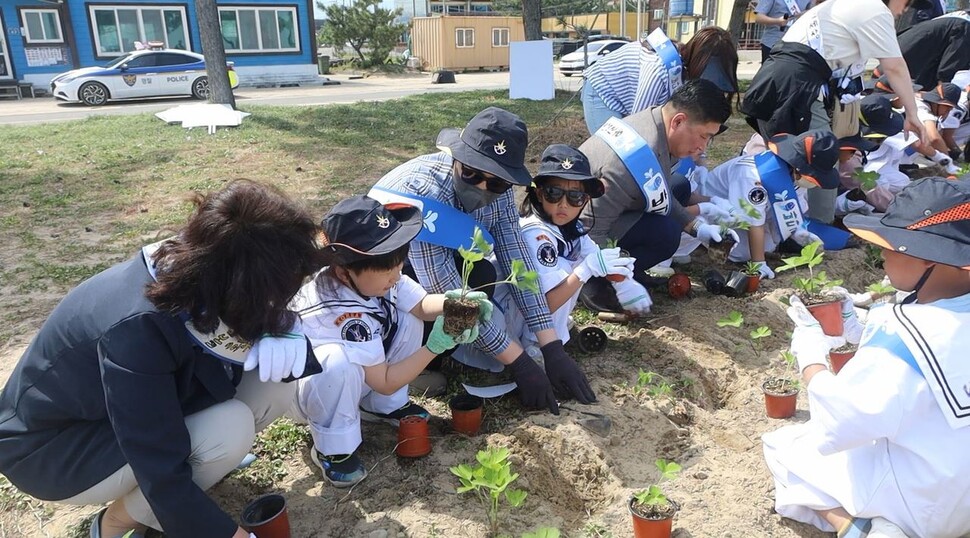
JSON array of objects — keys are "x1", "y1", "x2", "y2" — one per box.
[
  {"x1": 717, "y1": 311, "x2": 744, "y2": 328},
  {"x1": 743, "y1": 261, "x2": 762, "y2": 277},
  {"x1": 853, "y1": 169, "x2": 879, "y2": 191},
  {"x1": 776, "y1": 242, "x2": 842, "y2": 299},
  {"x1": 450, "y1": 446, "x2": 527, "y2": 537}
]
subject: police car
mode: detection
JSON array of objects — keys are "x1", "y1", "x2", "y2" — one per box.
[{"x1": 50, "y1": 48, "x2": 239, "y2": 106}]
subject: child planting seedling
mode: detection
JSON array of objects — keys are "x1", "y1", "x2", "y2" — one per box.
[
  {"x1": 450, "y1": 446, "x2": 527, "y2": 537},
  {"x1": 776, "y1": 241, "x2": 844, "y2": 335},
  {"x1": 445, "y1": 227, "x2": 539, "y2": 337},
  {"x1": 630, "y1": 459, "x2": 682, "y2": 538}
]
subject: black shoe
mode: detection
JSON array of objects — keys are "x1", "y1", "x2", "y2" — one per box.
[{"x1": 579, "y1": 277, "x2": 623, "y2": 313}]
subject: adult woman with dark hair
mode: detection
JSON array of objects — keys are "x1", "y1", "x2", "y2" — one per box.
[
  {"x1": 581, "y1": 26, "x2": 739, "y2": 135},
  {"x1": 0, "y1": 179, "x2": 323, "y2": 538}
]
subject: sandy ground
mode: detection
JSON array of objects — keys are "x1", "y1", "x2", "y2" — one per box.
[{"x1": 0, "y1": 242, "x2": 881, "y2": 537}]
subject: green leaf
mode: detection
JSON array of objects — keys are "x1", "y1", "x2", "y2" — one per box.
[
  {"x1": 472, "y1": 227, "x2": 494, "y2": 257},
  {"x1": 750, "y1": 326, "x2": 771, "y2": 340},
  {"x1": 867, "y1": 281, "x2": 895, "y2": 294},
  {"x1": 717, "y1": 311, "x2": 744, "y2": 328},
  {"x1": 852, "y1": 169, "x2": 879, "y2": 190},
  {"x1": 522, "y1": 528, "x2": 561, "y2": 538},
  {"x1": 506, "y1": 488, "x2": 527, "y2": 507}
]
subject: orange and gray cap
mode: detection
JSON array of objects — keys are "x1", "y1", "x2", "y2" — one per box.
[
  {"x1": 844, "y1": 177, "x2": 970, "y2": 269},
  {"x1": 767, "y1": 129, "x2": 840, "y2": 189}
]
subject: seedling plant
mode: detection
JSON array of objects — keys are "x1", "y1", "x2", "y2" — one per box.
[
  {"x1": 717, "y1": 311, "x2": 744, "y2": 328},
  {"x1": 445, "y1": 227, "x2": 539, "y2": 336},
  {"x1": 631, "y1": 459, "x2": 682, "y2": 520},
  {"x1": 743, "y1": 261, "x2": 762, "y2": 277},
  {"x1": 776, "y1": 242, "x2": 842, "y2": 302},
  {"x1": 764, "y1": 350, "x2": 800, "y2": 395},
  {"x1": 450, "y1": 446, "x2": 528, "y2": 537}
]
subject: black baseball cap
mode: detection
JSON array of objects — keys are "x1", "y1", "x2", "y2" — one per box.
[
  {"x1": 921, "y1": 83, "x2": 962, "y2": 108},
  {"x1": 767, "y1": 130, "x2": 840, "y2": 189},
  {"x1": 864, "y1": 74, "x2": 921, "y2": 97},
  {"x1": 845, "y1": 177, "x2": 970, "y2": 269},
  {"x1": 839, "y1": 133, "x2": 879, "y2": 153},
  {"x1": 533, "y1": 144, "x2": 605, "y2": 197},
  {"x1": 436, "y1": 107, "x2": 532, "y2": 186},
  {"x1": 320, "y1": 195, "x2": 422, "y2": 264},
  {"x1": 859, "y1": 95, "x2": 904, "y2": 138}
]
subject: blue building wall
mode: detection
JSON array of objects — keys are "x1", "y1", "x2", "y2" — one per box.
[{"x1": 1, "y1": 0, "x2": 315, "y2": 85}]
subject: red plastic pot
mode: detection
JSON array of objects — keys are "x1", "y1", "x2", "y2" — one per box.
[
  {"x1": 630, "y1": 497, "x2": 678, "y2": 538},
  {"x1": 397, "y1": 416, "x2": 432, "y2": 458},
  {"x1": 762, "y1": 380, "x2": 797, "y2": 419},
  {"x1": 806, "y1": 300, "x2": 844, "y2": 336},
  {"x1": 745, "y1": 274, "x2": 760, "y2": 293},
  {"x1": 667, "y1": 273, "x2": 691, "y2": 299},
  {"x1": 828, "y1": 348, "x2": 857, "y2": 374},
  {"x1": 449, "y1": 394, "x2": 484, "y2": 436},
  {"x1": 241, "y1": 493, "x2": 291, "y2": 538}
]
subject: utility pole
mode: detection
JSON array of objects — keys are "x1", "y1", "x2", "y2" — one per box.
[
  {"x1": 621, "y1": 0, "x2": 627, "y2": 38},
  {"x1": 636, "y1": 0, "x2": 642, "y2": 39}
]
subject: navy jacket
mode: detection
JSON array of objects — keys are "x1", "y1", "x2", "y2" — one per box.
[
  {"x1": 0, "y1": 255, "x2": 239, "y2": 538},
  {"x1": 897, "y1": 15, "x2": 970, "y2": 91},
  {"x1": 741, "y1": 41, "x2": 833, "y2": 138}
]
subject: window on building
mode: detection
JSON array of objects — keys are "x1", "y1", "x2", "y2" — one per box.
[
  {"x1": 430, "y1": 4, "x2": 444, "y2": 12},
  {"x1": 456, "y1": 28, "x2": 474, "y2": 48},
  {"x1": 22, "y1": 9, "x2": 62, "y2": 43},
  {"x1": 491, "y1": 27, "x2": 509, "y2": 47},
  {"x1": 679, "y1": 21, "x2": 691, "y2": 35},
  {"x1": 653, "y1": 9, "x2": 664, "y2": 19},
  {"x1": 90, "y1": 6, "x2": 189, "y2": 56},
  {"x1": 219, "y1": 7, "x2": 298, "y2": 52}
]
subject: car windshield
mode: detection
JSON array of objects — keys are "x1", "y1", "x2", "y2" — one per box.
[
  {"x1": 582, "y1": 42, "x2": 607, "y2": 53},
  {"x1": 103, "y1": 53, "x2": 137, "y2": 69}
]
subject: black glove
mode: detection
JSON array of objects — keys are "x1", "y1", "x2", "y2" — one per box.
[
  {"x1": 540, "y1": 340, "x2": 597, "y2": 404},
  {"x1": 508, "y1": 351, "x2": 559, "y2": 415}
]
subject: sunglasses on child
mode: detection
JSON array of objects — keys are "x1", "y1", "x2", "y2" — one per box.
[
  {"x1": 459, "y1": 164, "x2": 514, "y2": 194},
  {"x1": 539, "y1": 185, "x2": 590, "y2": 207}
]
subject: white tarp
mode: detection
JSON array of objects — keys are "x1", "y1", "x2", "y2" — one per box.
[{"x1": 155, "y1": 103, "x2": 250, "y2": 134}]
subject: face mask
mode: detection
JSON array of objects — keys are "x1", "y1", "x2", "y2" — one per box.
[{"x1": 454, "y1": 174, "x2": 502, "y2": 212}]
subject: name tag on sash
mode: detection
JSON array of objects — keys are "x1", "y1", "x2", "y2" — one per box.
[
  {"x1": 755, "y1": 152, "x2": 802, "y2": 241},
  {"x1": 645, "y1": 28, "x2": 683, "y2": 93},
  {"x1": 782, "y1": 0, "x2": 802, "y2": 16},
  {"x1": 368, "y1": 186, "x2": 495, "y2": 250},
  {"x1": 595, "y1": 117, "x2": 671, "y2": 216}
]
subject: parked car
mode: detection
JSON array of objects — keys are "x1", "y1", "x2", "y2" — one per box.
[
  {"x1": 50, "y1": 49, "x2": 239, "y2": 106},
  {"x1": 557, "y1": 40, "x2": 629, "y2": 77}
]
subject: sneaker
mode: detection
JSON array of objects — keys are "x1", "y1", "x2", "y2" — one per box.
[
  {"x1": 311, "y1": 449, "x2": 367, "y2": 488},
  {"x1": 360, "y1": 400, "x2": 429, "y2": 427}
]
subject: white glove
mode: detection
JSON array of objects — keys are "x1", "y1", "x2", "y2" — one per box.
[
  {"x1": 710, "y1": 196, "x2": 736, "y2": 215},
  {"x1": 787, "y1": 295, "x2": 845, "y2": 371},
  {"x1": 696, "y1": 222, "x2": 740, "y2": 246},
  {"x1": 839, "y1": 93, "x2": 863, "y2": 105},
  {"x1": 791, "y1": 227, "x2": 823, "y2": 248},
  {"x1": 697, "y1": 202, "x2": 733, "y2": 224},
  {"x1": 835, "y1": 192, "x2": 874, "y2": 216},
  {"x1": 753, "y1": 261, "x2": 775, "y2": 279},
  {"x1": 612, "y1": 278, "x2": 652, "y2": 314},
  {"x1": 932, "y1": 150, "x2": 961, "y2": 174},
  {"x1": 574, "y1": 247, "x2": 634, "y2": 282},
  {"x1": 243, "y1": 317, "x2": 308, "y2": 382},
  {"x1": 830, "y1": 286, "x2": 864, "y2": 344}
]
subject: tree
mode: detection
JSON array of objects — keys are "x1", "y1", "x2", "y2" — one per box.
[
  {"x1": 194, "y1": 0, "x2": 235, "y2": 106},
  {"x1": 523, "y1": 0, "x2": 543, "y2": 40},
  {"x1": 727, "y1": 0, "x2": 753, "y2": 44},
  {"x1": 318, "y1": 0, "x2": 406, "y2": 67}
]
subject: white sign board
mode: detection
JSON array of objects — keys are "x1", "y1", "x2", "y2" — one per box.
[{"x1": 509, "y1": 40, "x2": 554, "y2": 101}]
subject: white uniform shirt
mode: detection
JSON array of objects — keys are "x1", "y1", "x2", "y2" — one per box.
[
  {"x1": 783, "y1": 0, "x2": 900, "y2": 77},
  {"x1": 763, "y1": 294, "x2": 970, "y2": 538},
  {"x1": 293, "y1": 271, "x2": 427, "y2": 367},
  {"x1": 915, "y1": 95, "x2": 945, "y2": 127},
  {"x1": 697, "y1": 155, "x2": 797, "y2": 262},
  {"x1": 496, "y1": 214, "x2": 598, "y2": 346}
]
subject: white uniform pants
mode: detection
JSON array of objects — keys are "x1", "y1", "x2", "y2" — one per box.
[
  {"x1": 296, "y1": 314, "x2": 421, "y2": 456},
  {"x1": 57, "y1": 370, "x2": 296, "y2": 530}
]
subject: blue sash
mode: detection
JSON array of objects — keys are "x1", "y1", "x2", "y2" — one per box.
[
  {"x1": 368, "y1": 186, "x2": 495, "y2": 250},
  {"x1": 645, "y1": 28, "x2": 683, "y2": 93},
  {"x1": 862, "y1": 324, "x2": 923, "y2": 378},
  {"x1": 755, "y1": 152, "x2": 802, "y2": 241},
  {"x1": 595, "y1": 117, "x2": 671, "y2": 216},
  {"x1": 805, "y1": 218, "x2": 854, "y2": 250},
  {"x1": 674, "y1": 157, "x2": 696, "y2": 177}
]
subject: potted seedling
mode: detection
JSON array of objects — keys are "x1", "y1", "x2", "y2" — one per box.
[
  {"x1": 743, "y1": 261, "x2": 762, "y2": 293},
  {"x1": 776, "y1": 242, "x2": 844, "y2": 336},
  {"x1": 828, "y1": 342, "x2": 857, "y2": 374},
  {"x1": 446, "y1": 227, "x2": 539, "y2": 337},
  {"x1": 867, "y1": 280, "x2": 896, "y2": 305},
  {"x1": 706, "y1": 222, "x2": 739, "y2": 265},
  {"x1": 450, "y1": 446, "x2": 527, "y2": 538},
  {"x1": 630, "y1": 459, "x2": 682, "y2": 538},
  {"x1": 762, "y1": 350, "x2": 800, "y2": 419}
]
